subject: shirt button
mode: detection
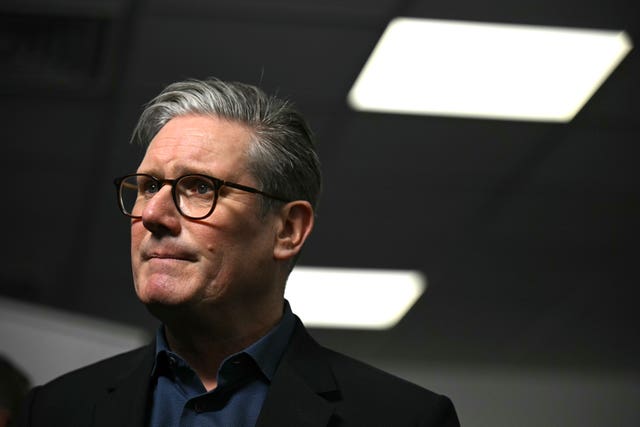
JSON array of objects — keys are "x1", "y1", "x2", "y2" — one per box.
[{"x1": 194, "y1": 402, "x2": 203, "y2": 413}]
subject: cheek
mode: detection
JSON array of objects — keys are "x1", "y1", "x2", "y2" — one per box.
[
  {"x1": 130, "y1": 229, "x2": 140, "y2": 254},
  {"x1": 205, "y1": 241, "x2": 219, "y2": 256},
  {"x1": 130, "y1": 225, "x2": 145, "y2": 269}
]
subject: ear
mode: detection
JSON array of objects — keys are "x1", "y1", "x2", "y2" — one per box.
[{"x1": 273, "y1": 200, "x2": 315, "y2": 261}]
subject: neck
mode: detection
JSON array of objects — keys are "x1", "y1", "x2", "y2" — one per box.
[{"x1": 157, "y1": 298, "x2": 284, "y2": 391}]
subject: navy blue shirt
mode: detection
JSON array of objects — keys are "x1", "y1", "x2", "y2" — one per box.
[{"x1": 148, "y1": 303, "x2": 296, "y2": 427}]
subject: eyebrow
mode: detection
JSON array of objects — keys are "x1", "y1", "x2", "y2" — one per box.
[{"x1": 136, "y1": 165, "x2": 212, "y2": 178}]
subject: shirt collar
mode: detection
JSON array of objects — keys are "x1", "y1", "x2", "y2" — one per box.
[
  {"x1": 243, "y1": 300, "x2": 296, "y2": 380},
  {"x1": 151, "y1": 300, "x2": 296, "y2": 382}
]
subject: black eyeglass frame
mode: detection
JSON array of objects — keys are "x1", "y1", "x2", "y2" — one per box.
[{"x1": 114, "y1": 173, "x2": 290, "y2": 220}]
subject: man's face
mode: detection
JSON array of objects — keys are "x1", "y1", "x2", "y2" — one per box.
[{"x1": 131, "y1": 115, "x2": 281, "y2": 315}]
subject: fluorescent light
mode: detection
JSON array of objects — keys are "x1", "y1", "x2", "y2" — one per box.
[
  {"x1": 348, "y1": 17, "x2": 633, "y2": 122},
  {"x1": 284, "y1": 266, "x2": 426, "y2": 329}
]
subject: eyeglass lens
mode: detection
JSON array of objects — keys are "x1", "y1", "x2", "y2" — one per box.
[{"x1": 119, "y1": 174, "x2": 218, "y2": 218}]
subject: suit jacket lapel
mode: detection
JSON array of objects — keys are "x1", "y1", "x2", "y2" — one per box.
[
  {"x1": 87, "y1": 322, "x2": 337, "y2": 427},
  {"x1": 256, "y1": 319, "x2": 338, "y2": 427},
  {"x1": 93, "y1": 344, "x2": 155, "y2": 427}
]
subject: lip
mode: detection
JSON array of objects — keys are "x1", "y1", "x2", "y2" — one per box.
[
  {"x1": 147, "y1": 254, "x2": 194, "y2": 262},
  {"x1": 142, "y1": 246, "x2": 197, "y2": 262}
]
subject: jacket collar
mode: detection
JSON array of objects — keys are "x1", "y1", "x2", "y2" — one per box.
[
  {"x1": 89, "y1": 318, "x2": 339, "y2": 427},
  {"x1": 256, "y1": 318, "x2": 339, "y2": 427}
]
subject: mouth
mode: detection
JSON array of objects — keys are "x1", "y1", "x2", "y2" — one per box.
[
  {"x1": 148, "y1": 255, "x2": 192, "y2": 262},
  {"x1": 142, "y1": 247, "x2": 197, "y2": 263}
]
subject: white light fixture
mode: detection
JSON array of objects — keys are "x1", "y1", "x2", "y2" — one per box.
[
  {"x1": 348, "y1": 17, "x2": 633, "y2": 122},
  {"x1": 284, "y1": 266, "x2": 426, "y2": 329}
]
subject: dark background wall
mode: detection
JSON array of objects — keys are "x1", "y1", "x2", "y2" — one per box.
[{"x1": 2, "y1": 0, "x2": 639, "y2": 424}]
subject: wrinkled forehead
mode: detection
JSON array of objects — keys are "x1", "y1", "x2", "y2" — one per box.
[{"x1": 138, "y1": 115, "x2": 254, "y2": 179}]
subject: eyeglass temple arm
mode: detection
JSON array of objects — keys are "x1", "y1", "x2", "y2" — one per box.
[{"x1": 222, "y1": 181, "x2": 290, "y2": 203}]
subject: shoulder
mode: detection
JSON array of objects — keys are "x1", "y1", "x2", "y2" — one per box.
[
  {"x1": 17, "y1": 345, "x2": 153, "y2": 427},
  {"x1": 322, "y1": 347, "x2": 458, "y2": 425},
  {"x1": 322, "y1": 346, "x2": 438, "y2": 396},
  {"x1": 38, "y1": 344, "x2": 152, "y2": 393},
  {"x1": 286, "y1": 321, "x2": 459, "y2": 426}
]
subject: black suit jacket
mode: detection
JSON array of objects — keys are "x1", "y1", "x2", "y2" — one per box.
[{"x1": 18, "y1": 320, "x2": 459, "y2": 427}]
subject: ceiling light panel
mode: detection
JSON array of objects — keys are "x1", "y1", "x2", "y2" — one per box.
[
  {"x1": 348, "y1": 17, "x2": 633, "y2": 122},
  {"x1": 285, "y1": 266, "x2": 427, "y2": 329}
]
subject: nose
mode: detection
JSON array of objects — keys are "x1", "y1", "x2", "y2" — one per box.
[{"x1": 140, "y1": 185, "x2": 181, "y2": 236}]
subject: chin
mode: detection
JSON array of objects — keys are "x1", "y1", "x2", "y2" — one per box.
[
  {"x1": 136, "y1": 280, "x2": 191, "y2": 304},
  {"x1": 135, "y1": 271, "x2": 189, "y2": 301}
]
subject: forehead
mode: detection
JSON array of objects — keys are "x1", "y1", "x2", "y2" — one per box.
[{"x1": 138, "y1": 115, "x2": 253, "y2": 177}]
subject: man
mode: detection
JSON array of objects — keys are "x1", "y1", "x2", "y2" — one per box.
[{"x1": 18, "y1": 78, "x2": 459, "y2": 426}]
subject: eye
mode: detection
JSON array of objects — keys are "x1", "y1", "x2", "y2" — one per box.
[
  {"x1": 179, "y1": 176, "x2": 215, "y2": 198},
  {"x1": 138, "y1": 176, "x2": 159, "y2": 195},
  {"x1": 196, "y1": 181, "x2": 211, "y2": 194}
]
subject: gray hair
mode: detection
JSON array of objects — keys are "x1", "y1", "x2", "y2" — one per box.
[{"x1": 131, "y1": 78, "x2": 322, "y2": 214}]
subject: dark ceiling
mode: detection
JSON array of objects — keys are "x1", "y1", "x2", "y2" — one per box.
[{"x1": 2, "y1": 0, "x2": 639, "y2": 373}]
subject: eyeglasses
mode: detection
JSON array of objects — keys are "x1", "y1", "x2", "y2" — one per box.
[{"x1": 114, "y1": 173, "x2": 290, "y2": 220}]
